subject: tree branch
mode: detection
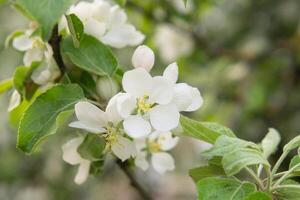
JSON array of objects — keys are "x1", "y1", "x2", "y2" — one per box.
[
  {"x1": 117, "y1": 160, "x2": 153, "y2": 200},
  {"x1": 48, "y1": 24, "x2": 66, "y2": 73}
]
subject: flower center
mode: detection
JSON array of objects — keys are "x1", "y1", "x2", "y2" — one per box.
[
  {"x1": 148, "y1": 141, "x2": 161, "y2": 153},
  {"x1": 32, "y1": 38, "x2": 44, "y2": 48},
  {"x1": 137, "y1": 95, "x2": 153, "y2": 114},
  {"x1": 104, "y1": 123, "x2": 120, "y2": 148}
]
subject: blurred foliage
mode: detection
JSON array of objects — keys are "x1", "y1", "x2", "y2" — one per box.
[{"x1": 0, "y1": 0, "x2": 300, "y2": 199}]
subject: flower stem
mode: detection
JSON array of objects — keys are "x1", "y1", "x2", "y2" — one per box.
[
  {"x1": 245, "y1": 167, "x2": 265, "y2": 190},
  {"x1": 271, "y1": 151, "x2": 288, "y2": 177},
  {"x1": 273, "y1": 162, "x2": 300, "y2": 187},
  {"x1": 117, "y1": 160, "x2": 153, "y2": 200}
]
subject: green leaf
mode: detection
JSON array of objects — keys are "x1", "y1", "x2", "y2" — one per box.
[
  {"x1": 289, "y1": 156, "x2": 300, "y2": 171},
  {"x1": 222, "y1": 148, "x2": 269, "y2": 176},
  {"x1": 180, "y1": 115, "x2": 235, "y2": 144},
  {"x1": 275, "y1": 180, "x2": 300, "y2": 200},
  {"x1": 15, "y1": 0, "x2": 75, "y2": 39},
  {"x1": 78, "y1": 134, "x2": 106, "y2": 161},
  {"x1": 197, "y1": 177, "x2": 256, "y2": 200},
  {"x1": 90, "y1": 159, "x2": 105, "y2": 175},
  {"x1": 283, "y1": 135, "x2": 300, "y2": 153},
  {"x1": 0, "y1": 78, "x2": 13, "y2": 94},
  {"x1": 189, "y1": 165, "x2": 225, "y2": 182},
  {"x1": 65, "y1": 14, "x2": 84, "y2": 48},
  {"x1": 17, "y1": 84, "x2": 85, "y2": 153},
  {"x1": 202, "y1": 135, "x2": 260, "y2": 159},
  {"x1": 61, "y1": 34, "x2": 118, "y2": 76},
  {"x1": 114, "y1": 0, "x2": 126, "y2": 6},
  {"x1": 261, "y1": 128, "x2": 281, "y2": 158},
  {"x1": 244, "y1": 192, "x2": 272, "y2": 200},
  {"x1": 69, "y1": 71, "x2": 97, "y2": 99}
]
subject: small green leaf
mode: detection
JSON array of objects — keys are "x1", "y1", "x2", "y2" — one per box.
[
  {"x1": 244, "y1": 192, "x2": 272, "y2": 200},
  {"x1": 17, "y1": 84, "x2": 85, "y2": 153},
  {"x1": 261, "y1": 128, "x2": 281, "y2": 158},
  {"x1": 65, "y1": 14, "x2": 84, "y2": 48},
  {"x1": 222, "y1": 148, "x2": 269, "y2": 176},
  {"x1": 0, "y1": 78, "x2": 13, "y2": 94},
  {"x1": 61, "y1": 34, "x2": 118, "y2": 76},
  {"x1": 15, "y1": 0, "x2": 75, "y2": 39},
  {"x1": 283, "y1": 135, "x2": 300, "y2": 153},
  {"x1": 289, "y1": 156, "x2": 300, "y2": 171},
  {"x1": 197, "y1": 177, "x2": 256, "y2": 200},
  {"x1": 78, "y1": 134, "x2": 106, "y2": 161},
  {"x1": 189, "y1": 165, "x2": 225, "y2": 182},
  {"x1": 201, "y1": 135, "x2": 259, "y2": 159},
  {"x1": 180, "y1": 115, "x2": 235, "y2": 144}
]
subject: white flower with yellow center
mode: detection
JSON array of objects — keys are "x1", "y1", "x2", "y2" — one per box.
[
  {"x1": 134, "y1": 131, "x2": 179, "y2": 174},
  {"x1": 59, "y1": 0, "x2": 144, "y2": 48},
  {"x1": 12, "y1": 29, "x2": 60, "y2": 85},
  {"x1": 62, "y1": 137, "x2": 91, "y2": 184},
  {"x1": 69, "y1": 96, "x2": 136, "y2": 161}
]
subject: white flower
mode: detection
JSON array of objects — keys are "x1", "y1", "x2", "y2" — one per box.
[
  {"x1": 8, "y1": 90, "x2": 21, "y2": 112},
  {"x1": 12, "y1": 29, "x2": 60, "y2": 85},
  {"x1": 59, "y1": 0, "x2": 144, "y2": 48},
  {"x1": 134, "y1": 131, "x2": 179, "y2": 174},
  {"x1": 154, "y1": 24, "x2": 194, "y2": 63},
  {"x1": 62, "y1": 137, "x2": 91, "y2": 184},
  {"x1": 132, "y1": 45, "x2": 155, "y2": 72},
  {"x1": 69, "y1": 98, "x2": 136, "y2": 161}
]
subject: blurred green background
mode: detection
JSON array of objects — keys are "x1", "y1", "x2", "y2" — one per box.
[{"x1": 1, "y1": 0, "x2": 300, "y2": 199}]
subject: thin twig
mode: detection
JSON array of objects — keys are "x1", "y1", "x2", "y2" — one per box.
[
  {"x1": 117, "y1": 160, "x2": 153, "y2": 200},
  {"x1": 48, "y1": 24, "x2": 66, "y2": 73}
]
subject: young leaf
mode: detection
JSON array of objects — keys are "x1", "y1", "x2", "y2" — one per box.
[
  {"x1": 65, "y1": 14, "x2": 84, "y2": 48},
  {"x1": 289, "y1": 156, "x2": 300, "y2": 171},
  {"x1": 17, "y1": 84, "x2": 85, "y2": 153},
  {"x1": 261, "y1": 128, "x2": 281, "y2": 158},
  {"x1": 61, "y1": 34, "x2": 118, "y2": 76},
  {"x1": 222, "y1": 148, "x2": 269, "y2": 176},
  {"x1": 197, "y1": 177, "x2": 256, "y2": 200},
  {"x1": 244, "y1": 192, "x2": 272, "y2": 200},
  {"x1": 201, "y1": 135, "x2": 259, "y2": 159},
  {"x1": 274, "y1": 179, "x2": 300, "y2": 200},
  {"x1": 179, "y1": 115, "x2": 235, "y2": 144},
  {"x1": 78, "y1": 134, "x2": 106, "y2": 161},
  {"x1": 283, "y1": 135, "x2": 300, "y2": 153},
  {"x1": 0, "y1": 78, "x2": 13, "y2": 94},
  {"x1": 14, "y1": 0, "x2": 75, "y2": 39},
  {"x1": 189, "y1": 165, "x2": 225, "y2": 182},
  {"x1": 90, "y1": 159, "x2": 105, "y2": 175}
]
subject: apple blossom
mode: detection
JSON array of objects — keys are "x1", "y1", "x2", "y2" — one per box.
[
  {"x1": 62, "y1": 137, "x2": 91, "y2": 184},
  {"x1": 134, "y1": 131, "x2": 179, "y2": 174},
  {"x1": 59, "y1": 0, "x2": 145, "y2": 48},
  {"x1": 132, "y1": 45, "x2": 155, "y2": 72},
  {"x1": 69, "y1": 98, "x2": 136, "y2": 161}
]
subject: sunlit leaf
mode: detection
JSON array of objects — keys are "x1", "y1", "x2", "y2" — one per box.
[{"x1": 65, "y1": 14, "x2": 84, "y2": 48}]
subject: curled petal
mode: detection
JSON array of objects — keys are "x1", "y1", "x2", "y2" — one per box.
[
  {"x1": 163, "y1": 62, "x2": 178, "y2": 84},
  {"x1": 122, "y1": 68, "x2": 153, "y2": 97},
  {"x1": 8, "y1": 90, "x2": 21, "y2": 112},
  {"x1": 62, "y1": 137, "x2": 84, "y2": 165},
  {"x1": 132, "y1": 45, "x2": 155, "y2": 72},
  {"x1": 111, "y1": 135, "x2": 137, "y2": 161},
  {"x1": 12, "y1": 34, "x2": 33, "y2": 51},
  {"x1": 149, "y1": 104, "x2": 179, "y2": 131},
  {"x1": 85, "y1": 18, "x2": 107, "y2": 40},
  {"x1": 23, "y1": 47, "x2": 44, "y2": 66},
  {"x1": 151, "y1": 152, "x2": 175, "y2": 174},
  {"x1": 74, "y1": 160, "x2": 91, "y2": 185},
  {"x1": 69, "y1": 121, "x2": 106, "y2": 134},
  {"x1": 116, "y1": 93, "x2": 136, "y2": 118},
  {"x1": 185, "y1": 87, "x2": 203, "y2": 112},
  {"x1": 123, "y1": 115, "x2": 151, "y2": 138}
]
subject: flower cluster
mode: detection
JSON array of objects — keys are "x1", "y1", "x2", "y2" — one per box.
[
  {"x1": 59, "y1": 0, "x2": 144, "y2": 48},
  {"x1": 62, "y1": 45, "x2": 203, "y2": 184}
]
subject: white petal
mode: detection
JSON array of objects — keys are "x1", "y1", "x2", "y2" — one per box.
[
  {"x1": 122, "y1": 68, "x2": 153, "y2": 97},
  {"x1": 111, "y1": 135, "x2": 137, "y2": 161},
  {"x1": 70, "y1": 2, "x2": 93, "y2": 21},
  {"x1": 8, "y1": 90, "x2": 21, "y2": 112},
  {"x1": 171, "y1": 83, "x2": 193, "y2": 111},
  {"x1": 135, "y1": 151, "x2": 149, "y2": 171},
  {"x1": 91, "y1": 0, "x2": 111, "y2": 21},
  {"x1": 31, "y1": 64, "x2": 51, "y2": 85},
  {"x1": 12, "y1": 34, "x2": 33, "y2": 51},
  {"x1": 149, "y1": 76, "x2": 173, "y2": 105},
  {"x1": 85, "y1": 18, "x2": 106, "y2": 40},
  {"x1": 69, "y1": 121, "x2": 106, "y2": 134},
  {"x1": 163, "y1": 62, "x2": 178, "y2": 84},
  {"x1": 62, "y1": 137, "x2": 84, "y2": 165},
  {"x1": 74, "y1": 160, "x2": 91, "y2": 184},
  {"x1": 101, "y1": 24, "x2": 145, "y2": 48},
  {"x1": 75, "y1": 101, "x2": 107, "y2": 129},
  {"x1": 132, "y1": 45, "x2": 155, "y2": 72},
  {"x1": 151, "y1": 152, "x2": 175, "y2": 174},
  {"x1": 116, "y1": 93, "x2": 136, "y2": 118},
  {"x1": 149, "y1": 104, "x2": 179, "y2": 131},
  {"x1": 108, "y1": 5, "x2": 127, "y2": 27},
  {"x1": 134, "y1": 138, "x2": 147, "y2": 151},
  {"x1": 157, "y1": 131, "x2": 179, "y2": 151},
  {"x1": 105, "y1": 93, "x2": 124, "y2": 124},
  {"x1": 185, "y1": 87, "x2": 203, "y2": 111},
  {"x1": 123, "y1": 115, "x2": 151, "y2": 138},
  {"x1": 23, "y1": 47, "x2": 44, "y2": 66}
]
